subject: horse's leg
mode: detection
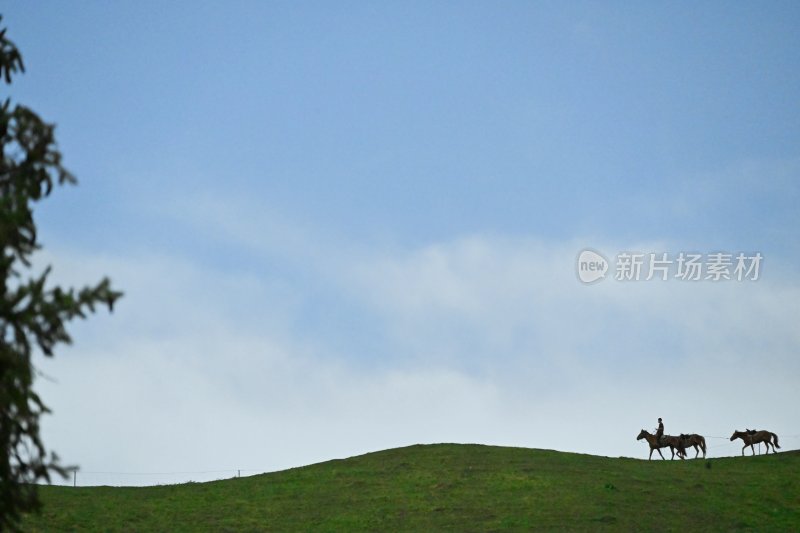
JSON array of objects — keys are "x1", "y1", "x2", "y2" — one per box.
[
  {"x1": 656, "y1": 447, "x2": 665, "y2": 460},
  {"x1": 673, "y1": 445, "x2": 684, "y2": 460},
  {"x1": 694, "y1": 444, "x2": 700, "y2": 459}
]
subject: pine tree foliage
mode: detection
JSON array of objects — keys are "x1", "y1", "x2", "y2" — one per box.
[{"x1": 0, "y1": 16, "x2": 122, "y2": 529}]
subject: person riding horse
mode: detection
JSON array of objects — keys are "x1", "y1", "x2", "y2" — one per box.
[{"x1": 655, "y1": 417, "x2": 664, "y2": 445}]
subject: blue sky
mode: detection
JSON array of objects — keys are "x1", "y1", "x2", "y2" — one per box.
[{"x1": 4, "y1": 3, "x2": 800, "y2": 484}]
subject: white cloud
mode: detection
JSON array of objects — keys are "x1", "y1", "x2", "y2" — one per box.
[{"x1": 30, "y1": 221, "x2": 800, "y2": 486}]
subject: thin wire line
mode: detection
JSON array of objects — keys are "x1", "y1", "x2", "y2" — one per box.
[{"x1": 79, "y1": 469, "x2": 240, "y2": 476}]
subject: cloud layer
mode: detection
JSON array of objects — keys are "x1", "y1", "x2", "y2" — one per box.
[{"x1": 34, "y1": 217, "x2": 800, "y2": 485}]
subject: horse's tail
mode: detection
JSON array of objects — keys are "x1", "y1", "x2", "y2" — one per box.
[
  {"x1": 772, "y1": 433, "x2": 780, "y2": 449},
  {"x1": 700, "y1": 436, "x2": 707, "y2": 455}
]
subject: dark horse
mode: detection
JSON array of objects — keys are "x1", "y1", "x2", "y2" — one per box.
[
  {"x1": 730, "y1": 430, "x2": 780, "y2": 456},
  {"x1": 678, "y1": 433, "x2": 707, "y2": 459},
  {"x1": 637, "y1": 429, "x2": 686, "y2": 460}
]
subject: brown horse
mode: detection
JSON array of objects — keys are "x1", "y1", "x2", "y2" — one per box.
[
  {"x1": 637, "y1": 429, "x2": 686, "y2": 460},
  {"x1": 679, "y1": 433, "x2": 707, "y2": 459},
  {"x1": 730, "y1": 430, "x2": 780, "y2": 456}
]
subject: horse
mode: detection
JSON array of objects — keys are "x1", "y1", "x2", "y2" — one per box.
[
  {"x1": 730, "y1": 430, "x2": 780, "y2": 456},
  {"x1": 637, "y1": 429, "x2": 686, "y2": 460},
  {"x1": 678, "y1": 433, "x2": 707, "y2": 459}
]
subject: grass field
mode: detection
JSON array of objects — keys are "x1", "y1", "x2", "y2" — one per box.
[{"x1": 23, "y1": 444, "x2": 800, "y2": 531}]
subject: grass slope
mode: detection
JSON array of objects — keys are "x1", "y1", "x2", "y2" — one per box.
[{"x1": 24, "y1": 444, "x2": 800, "y2": 531}]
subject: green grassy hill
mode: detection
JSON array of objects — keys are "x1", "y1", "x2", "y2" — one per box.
[{"x1": 23, "y1": 444, "x2": 800, "y2": 531}]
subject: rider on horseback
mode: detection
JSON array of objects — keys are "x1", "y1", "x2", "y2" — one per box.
[{"x1": 655, "y1": 417, "x2": 664, "y2": 445}]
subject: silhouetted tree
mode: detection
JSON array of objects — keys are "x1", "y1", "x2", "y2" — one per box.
[{"x1": 0, "y1": 16, "x2": 122, "y2": 529}]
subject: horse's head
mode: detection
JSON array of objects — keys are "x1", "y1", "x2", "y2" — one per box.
[
  {"x1": 730, "y1": 431, "x2": 740, "y2": 441},
  {"x1": 637, "y1": 429, "x2": 647, "y2": 440}
]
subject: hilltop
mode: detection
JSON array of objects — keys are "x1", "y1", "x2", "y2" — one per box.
[{"x1": 23, "y1": 444, "x2": 800, "y2": 531}]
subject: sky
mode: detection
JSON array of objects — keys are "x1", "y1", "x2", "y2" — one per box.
[{"x1": 3, "y1": 2, "x2": 800, "y2": 485}]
